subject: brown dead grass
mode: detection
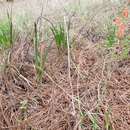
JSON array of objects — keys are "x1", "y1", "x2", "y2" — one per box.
[
  {"x1": 0, "y1": 0, "x2": 130, "y2": 130},
  {"x1": 0, "y1": 36, "x2": 130, "y2": 130}
]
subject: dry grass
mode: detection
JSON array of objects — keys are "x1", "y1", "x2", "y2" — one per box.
[{"x1": 0, "y1": 0, "x2": 130, "y2": 130}]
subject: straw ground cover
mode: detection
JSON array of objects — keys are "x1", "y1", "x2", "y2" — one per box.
[{"x1": 0, "y1": 0, "x2": 130, "y2": 130}]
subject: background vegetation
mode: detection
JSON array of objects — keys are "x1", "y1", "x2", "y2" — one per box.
[{"x1": 0, "y1": 0, "x2": 129, "y2": 130}]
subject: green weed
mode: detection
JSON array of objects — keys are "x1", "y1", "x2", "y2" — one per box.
[
  {"x1": 20, "y1": 100, "x2": 28, "y2": 120},
  {"x1": 106, "y1": 21, "x2": 117, "y2": 48},
  {"x1": 0, "y1": 19, "x2": 12, "y2": 49},
  {"x1": 20, "y1": 100, "x2": 28, "y2": 111},
  {"x1": 88, "y1": 113, "x2": 100, "y2": 130},
  {"x1": 91, "y1": 116, "x2": 100, "y2": 130},
  {"x1": 34, "y1": 22, "x2": 43, "y2": 82},
  {"x1": 50, "y1": 23, "x2": 67, "y2": 50},
  {"x1": 34, "y1": 21, "x2": 52, "y2": 83},
  {"x1": 113, "y1": 37, "x2": 130, "y2": 60},
  {"x1": 0, "y1": 12, "x2": 18, "y2": 51},
  {"x1": 104, "y1": 110, "x2": 112, "y2": 130}
]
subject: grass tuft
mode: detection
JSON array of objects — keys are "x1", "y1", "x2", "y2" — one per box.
[
  {"x1": 0, "y1": 19, "x2": 12, "y2": 49},
  {"x1": 50, "y1": 22, "x2": 67, "y2": 51}
]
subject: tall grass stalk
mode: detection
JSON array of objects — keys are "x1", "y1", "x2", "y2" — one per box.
[
  {"x1": 64, "y1": 16, "x2": 76, "y2": 115},
  {"x1": 34, "y1": 22, "x2": 43, "y2": 82},
  {"x1": 34, "y1": 18, "x2": 52, "y2": 83},
  {"x1": 1, "y1": 7, "x2": 16, "y2": 69},
  {"x1": 7, "y1": 11, "x2": 13, "y2": 47}
]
